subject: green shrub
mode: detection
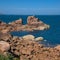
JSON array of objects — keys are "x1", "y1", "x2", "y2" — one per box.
[
  {"x1": 0, "y1": 54, "x2": 9, "y2": 60},
  {"x1": 0, "y1": 53, "x2": 19, "y2": 60}
]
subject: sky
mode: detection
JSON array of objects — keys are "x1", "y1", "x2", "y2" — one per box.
[{"x1": 0, "y1": 0, "x2": 60, "y2": 15}]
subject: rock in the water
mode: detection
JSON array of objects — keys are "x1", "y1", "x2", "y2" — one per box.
[
  {"x1": 22, "y1": 35, "x2": 35, "y2": 40},
  {"x1": 35, "y1": 37, "x2": 44, "y2": 41},
  {"x1": 0, "y1": 41, "x2": 10, "y2": 53},
  {"x1": 0, "y1": 16, "x2": 50, "y2": 32},
  {"x1": 27, "y1": 16, "x2": 45, "y2": 27}
]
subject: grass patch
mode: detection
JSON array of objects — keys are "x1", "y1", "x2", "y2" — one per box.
[{"x1": 0, "y1": 53, "x2": 19, "y2": 60}]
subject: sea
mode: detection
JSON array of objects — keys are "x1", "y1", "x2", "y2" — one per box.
[{"x1": 0, "y1": 15, "x2": 60, "y2": 47}]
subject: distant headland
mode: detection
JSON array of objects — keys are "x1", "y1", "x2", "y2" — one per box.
[{"x1": 0, "y1": 16, "x2": 50, "y2": 33}]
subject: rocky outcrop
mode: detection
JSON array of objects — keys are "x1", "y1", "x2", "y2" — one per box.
[
  {"x1": 0, "y1": 16, "x2": 50, "y2": 32},
  {"x1": 0, "y1": 33, "x2": 60, "y2": 60},
  {"x1": 19, "y1": 39, "x2": 60, "y2": 60},
  {"x1": 27, "y1": 16, "x2": 49, "y2": 28}
]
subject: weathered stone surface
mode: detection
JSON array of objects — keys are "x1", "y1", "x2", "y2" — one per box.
[
  {"x1": 19, "y1": 39, "x2": 60, "y2": 60},
  {"x1": 1, "y1": 29, "x2": 9, "y2": 33},
  {"x1": 27, "y1": 16, "x2": 39, "y2": 25},
  {"x1": 10, "y1": 36, "x2": 22, "y2": 56},
  {"x1": 9, "y1": 18, "x2": 22, "y2": 26},
  {"x1": 15, "y1": 18, "x2": 22, "y2": 24},
  {"x1": 0, "y1": 21, "x2": 8, "y2": 32},
  {"x1": 54, "y1": 45, "x2": 60, "y2": 51},
  {"x1": 27, "y1": 16, "x2": 50, "y2": 31},
  {"x1": 35, "y1": 37, "x2": 44, "y2": 41},
  {"x1": 19, "y1": 38, "x2": 60, "y2": 60},
  {"x1": 0, "y1": 41, "x2": 10, "y2": 53},
  {"x1": 23, "y1": 35, "x2": 35, "y2": 40},
  {"x1": 0, "y1": 32, "x2": 13, "y2": 43},
  {"x1": 27, "y1": 16, "x2": 44, "y2": 26}
]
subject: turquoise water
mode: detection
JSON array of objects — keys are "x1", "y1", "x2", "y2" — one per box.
[{"x1": 0, "y1": 15, "x2": 60, "y2": 46}]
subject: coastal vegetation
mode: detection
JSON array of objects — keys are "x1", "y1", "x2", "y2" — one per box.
[{"x1": 0, "y1": 53, "x2": 19, "y2": 60}]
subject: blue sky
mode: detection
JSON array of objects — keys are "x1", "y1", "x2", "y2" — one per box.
[{"x1": 0, "y1": 0, "x2": 60, "y2": 15}]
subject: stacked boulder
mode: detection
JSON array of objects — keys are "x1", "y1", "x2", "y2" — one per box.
[
  {"x1": 27, "y1": 16, "x2": 45, "y2": 27},
  {"x1": 27, "y1": 16, "x2": 50, "y2": 30}
]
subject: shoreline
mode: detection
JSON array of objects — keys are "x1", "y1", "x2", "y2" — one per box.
[{"x1": 0, "y1": 33, "x2": 60, "y2": 60}]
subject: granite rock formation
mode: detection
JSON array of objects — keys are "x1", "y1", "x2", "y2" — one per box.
[
  {"x1": 19, "y1": 39, "x2": 60, "y2": 60},
  {"x1": 27, "y1": 16, "x2": 49, "y2": 28},
  {"x1": 0, "y1": 33, "x2": 60, "y2": 60},
  {"x1": 9, "y1": 18, "x2": 22, "y2": 26},
  {"x1": 0, "y1": 16, "x2": 50, "y2": 33}
]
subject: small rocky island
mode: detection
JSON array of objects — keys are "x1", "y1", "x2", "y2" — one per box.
[
  {"x1": 0, "y1": 16, "x2": 50, "y2": 33},
  {"x1": 0, "y1": 16, "x2": 60, "y2": 60}
]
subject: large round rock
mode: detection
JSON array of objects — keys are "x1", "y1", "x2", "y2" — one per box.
[
  {"x1": 0, "y1": 41, "x2": 10, "y2": 53},
  {"x1": 22, "y1": 35, "x2": 35, "y2": 40}
]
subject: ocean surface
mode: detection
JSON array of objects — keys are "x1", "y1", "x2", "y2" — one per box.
[{"x1": 0, "y1": 15, "x2": 60, "y2": 47}]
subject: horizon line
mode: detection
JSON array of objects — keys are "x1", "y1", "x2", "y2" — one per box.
[{"x1": 0, "y1": 14, "x2": 60, "y2": 15}]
